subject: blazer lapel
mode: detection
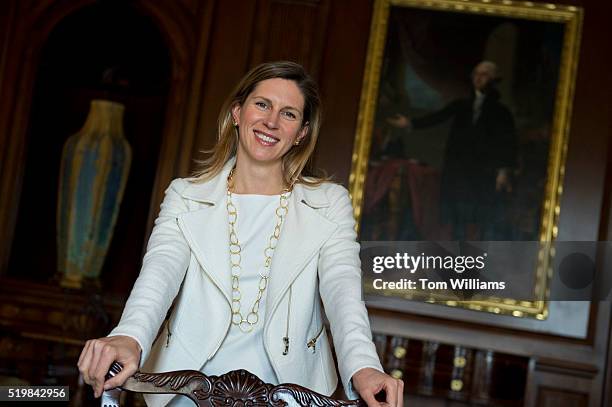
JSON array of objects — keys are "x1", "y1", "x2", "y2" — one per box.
[
  {"x1": 177, "y1": 203, "x2": 232, "y2": 304},
  {"x1": 176, "y1": 159, "x2": 235, "y2": 304},
  {"x1": 264, "y1": 185, "x2": 338, "y2": 324}
]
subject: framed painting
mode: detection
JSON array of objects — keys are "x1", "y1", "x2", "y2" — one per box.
[{"x1": 350, "y1": 0, "x2": 583, "y2": 318}]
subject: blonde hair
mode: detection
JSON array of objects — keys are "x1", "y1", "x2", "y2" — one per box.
[{"x1": 191, "y1": 61, "x2": 329, "y2": 187}]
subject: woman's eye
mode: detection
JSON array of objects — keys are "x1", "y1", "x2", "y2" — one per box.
[
  {"x1": 255, "y1": 101, "x2": 268, "y2": 109},
  {"x1": 282, "y1": 111, "x2": 297, "y2": 120}
]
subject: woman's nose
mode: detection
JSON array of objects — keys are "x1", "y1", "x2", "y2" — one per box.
[{"x1": 264, "y1": 111, "x2": 280, "y2": 129}]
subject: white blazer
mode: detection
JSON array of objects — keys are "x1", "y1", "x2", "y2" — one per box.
[{"x1": 109, "y1": 159, "x2": 383, "y2": 407}]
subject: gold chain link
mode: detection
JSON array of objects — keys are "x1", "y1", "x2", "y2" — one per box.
[{"x1": 226, "y1": 168, "x2": 291, "y2": 333}]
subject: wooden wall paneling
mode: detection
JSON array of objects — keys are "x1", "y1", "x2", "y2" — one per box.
[
  {"x1": 131, "y1": 0, "x2": 200, "y2": 246},
  {"x1": 247, "y1": 0, "x2": 330, "y2": 79},
  {"x1": 385, "y1": 335, "x2": 411, "y2": 381},
  {"x1": 592, "y1": 103, "x2": 612, "y2": 407},
  {"x1": 369, "y1": 302, "x2": 610, "y2": 405},
  {"x1": 524, "y1": 358, "x2": 596, "y2": 407},
  {"x1": 315, "y1": 0, "x2": 373, "y2": 184},
  {"x1": 470, "y1": 350, "x2": 494, "y2": 404},
  {"x1": 589, "y1": 302, "x2": 612, "y2": 406},
  {"x1": 0, "y1": 0, "x2": 18, "y2": 261},
  {"x1": 173, "y1": 0, "x2": 217, "y2": 178},
  {"x1": 600, "y1": 67, "x2": 612, "y2": 407},
  {"x1": 601, "y1": 187, "x2": 612, "y2": 401},
  {"x1": 604, "y1": 306, "x2": 612, "y2": 406},
  {"x1": 555, "y1": 0, "x2": 612, "y2": 243},
  {"x1": 0, "y1": 0, "x2": 17, "y2": 120},
  {"x1": 0, "y1": 278, "x2": 124, "y2": 391},
  {"x1": 536, "y1": 389, "x2": 588, "y2": 407},
  {"x1": 0, "y1": 279, "x2": 124, "y2": 343},
  {"x1": 191, "y1": 0, "x2": 259, "y2": 163},
  {"x1": 246, "y1": 0, "x2": 273, "y2": 67},
  {"x1": 603, "y1": 214, "x2": 612, "y2": 407}
]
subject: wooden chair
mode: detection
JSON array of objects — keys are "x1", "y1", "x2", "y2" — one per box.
[{"x1": 103, "y1": 362, "x2": 365, "y2": 407}]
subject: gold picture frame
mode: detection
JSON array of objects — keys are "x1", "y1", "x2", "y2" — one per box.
[{"x1": 350, "y1": 0, "x2": 583, "y2": 319}]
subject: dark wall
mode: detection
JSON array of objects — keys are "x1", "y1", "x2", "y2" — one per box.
[
  {"x1": 555, "y1": 0, "x2": 612, "y2": 243},
  {"x1": 0, "y1": 0, "x2": 611, "y2": 405}
]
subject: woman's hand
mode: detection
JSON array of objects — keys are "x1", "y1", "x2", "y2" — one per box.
[
  {"x1": 77, "y1": 335, "x2": 141, "y2": 398},
  {"x1": 352, "y1": 367, "x2": 404, "y2": 407}
]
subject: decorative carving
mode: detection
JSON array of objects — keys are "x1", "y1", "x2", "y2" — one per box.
[
  {"x1": 124, "y1": 368, "x2": 364, "y2": 407},
  {"x1": 271, "y1": 384, "x2": 365, "y2": 407},
  {"x1": 133, "y1": 370, "x2": 210, "y2": 392},
  {"x1": 205, "y1": 370, "x2": 278, "y2": 406}
]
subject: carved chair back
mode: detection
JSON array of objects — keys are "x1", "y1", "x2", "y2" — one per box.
[{"x1": 110, "y1": 363, "x2": 365, "y2": 407}]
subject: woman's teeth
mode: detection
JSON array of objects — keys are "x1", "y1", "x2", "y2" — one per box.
[{"x1": 255, "y1": 131, "x2": 279, "y2": 144}]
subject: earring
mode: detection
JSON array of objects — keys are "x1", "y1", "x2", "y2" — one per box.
[
  {"x1": 294, "y1": 140, "x2": 300, "y2": 146},
  {"x1": 233, "y1": 121, "x2": 238, "y2": 128}
]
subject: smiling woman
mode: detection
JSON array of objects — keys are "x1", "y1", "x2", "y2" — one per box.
[
  {"x1": 230, "y1": 78, "x2": 309, "y2": 188},
  {"x1": 192, "y1": 62, "x2": 327, "y2": 194},
  {"x1": 76, "y1": 61, "x2": 404, "y2": 407}
]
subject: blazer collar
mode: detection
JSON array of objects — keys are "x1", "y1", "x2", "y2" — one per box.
[
  {"x1": 179, "y1": 157, "x2": 235, "y2": 205},
  {"x1": 179, "y1": 156, "x2": 331, "y2": 209}
]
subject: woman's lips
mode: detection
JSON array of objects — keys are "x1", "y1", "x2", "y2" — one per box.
[{"x1": 254, "y1": 130, "x2": 279, "y2": 146}]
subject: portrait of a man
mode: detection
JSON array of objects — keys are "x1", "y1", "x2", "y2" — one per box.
[
  {"x1": 387, "y1": 61, "x2": 517, "y2": 240},
  {"x1": 359, "y1": 6, "x2": 565, "y2": 242}
]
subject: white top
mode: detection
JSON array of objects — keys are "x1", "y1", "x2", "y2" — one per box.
[{"x1": 168, "y1": 193, "x2": 281, "y2": 407}]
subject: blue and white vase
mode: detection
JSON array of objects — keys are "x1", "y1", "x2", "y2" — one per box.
[{"x1": 57, "y1": 99, "x2": 132, "y2": 288}]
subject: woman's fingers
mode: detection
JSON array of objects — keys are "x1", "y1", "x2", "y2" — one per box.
[
  {"x1": 361, "y1": 390, "x2": 382, "y2": 407},
  {"x1": 77, "y1": 339, "x2": 90, "y2": 367},
  {"x1": 91, "y1": 342, "x2": 117, "y2": 397},
  {"x1": 396, "y1": 379, "x2": 404, "y2": 407},
  {"x1": 382, "y1": 379, "x2": 397, "y2": 407},
  {"x1": 77, "y1": 340, "x2": 93, "y2": 384},
  {"x1": 77, "y1": 335, "x2": 142, "y2": 398},
  {"x1": 87, "y1": 340, "x2": 107, "y2": 397},
  {"x1": 353, "y1": 368, "x2": 403, "y2": 407}
]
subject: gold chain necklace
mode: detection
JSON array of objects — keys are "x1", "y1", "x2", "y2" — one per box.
[{"x1": 226, "y1": 168, "x2": 291, "y2": 333}]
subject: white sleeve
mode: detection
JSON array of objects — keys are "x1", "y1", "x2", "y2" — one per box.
[
  {"x1": 317, "y1": 184, "x2": 384, "y2": 399},
  {"x1": 108, "y1": 178, "x2": 191, "y2": 365}
]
